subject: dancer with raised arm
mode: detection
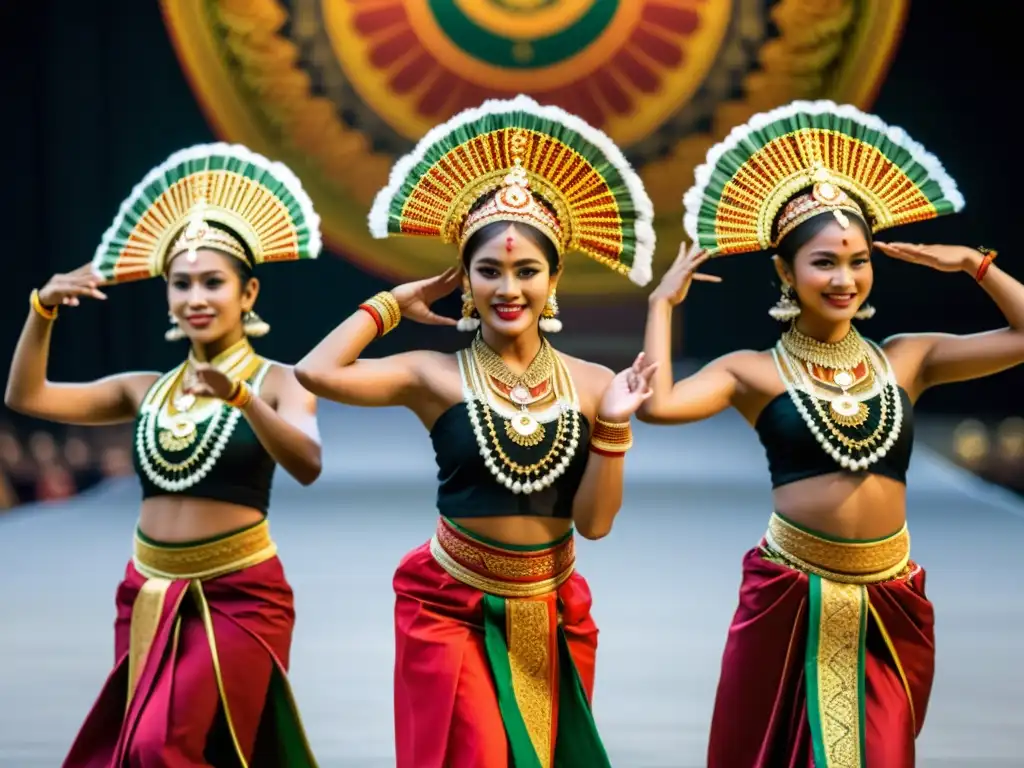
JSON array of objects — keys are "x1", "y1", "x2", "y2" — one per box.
[
  {"x1": 296, "y1": 95, "x2": 656, "y2": 768},
  {"x1": 6, "y1": 144, "x2": 324, "y2": 767},
  {"x1": 640, "y1": 101, "x2": 1024, "y2": 766}
]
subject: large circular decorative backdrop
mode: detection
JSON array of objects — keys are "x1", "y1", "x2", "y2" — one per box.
[{"x1": 161, "y1": 0, "x2": 909, "y2": 296}]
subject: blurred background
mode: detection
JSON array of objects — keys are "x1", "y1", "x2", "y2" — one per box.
[
  {"x1": 0, "y1": 2, "x2": 1022, "y2": 766},
  {"x1": 0, "y1": 0, "x2": 1018, "y2": 511}
]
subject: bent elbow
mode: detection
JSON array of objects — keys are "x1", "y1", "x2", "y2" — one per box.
[
  {"x1": 293, "y1": 363, "x2": 326, "y2": 397},
  {"x1": 576, "y1": 520, "x2": 613, "y2": 541}
]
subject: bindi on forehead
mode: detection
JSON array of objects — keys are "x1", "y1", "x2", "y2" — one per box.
[{"x1": 506, "y1": 235, "x2": 515, "y2": 252}]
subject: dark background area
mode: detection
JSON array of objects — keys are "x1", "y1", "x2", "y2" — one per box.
[{"x1": 0, "y1": 0, "x2": 1017, "y2": 431}]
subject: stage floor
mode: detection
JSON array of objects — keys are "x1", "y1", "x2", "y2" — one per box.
[{"x1": 2, "y1": 404, "x2": 1022, "y2": 766}]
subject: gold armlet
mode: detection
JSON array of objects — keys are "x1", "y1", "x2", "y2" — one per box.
[
  {"x1": 589, "y1": 417, "x2": 633, "y2": 456},
  {"x1": 359, "y1": 291, "x2": 401, "y2": 337},
  {"x1": 30, "y1": 289, "x2": 58, "y2": 321},
  {"x1": 225, "y1": 380, "x2": 254, "y2": 410}
]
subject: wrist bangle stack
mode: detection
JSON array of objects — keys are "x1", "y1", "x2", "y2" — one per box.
[
  {"x1": 359, "y1": 291, "x2": 402, "y2": 337},
  {"x1": 30, "y1": 289, "x2": 58, "y2": 321},
  {"x1": 226, "y1": 380, "x2": 254, "y2": 410},
  {"x1": 589, "y1": 417, "x2": 633, "y2": 457},
  {"x1": 975, "y1": 247, "x2": 997, "y2": 283}
]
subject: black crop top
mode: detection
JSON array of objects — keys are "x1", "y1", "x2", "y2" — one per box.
[
  {"x1": 132, "y1": 362, "x2": 276, "y2": 514},
  {"x1": 755, "y1": 385, "x2": 914, "y2": 489},
  {"x1": 430, "y1": 402, "x2": 592, "y2": 519}
]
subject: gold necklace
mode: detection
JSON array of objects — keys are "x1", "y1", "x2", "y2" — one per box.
[
  {"x1": 780, "y1": 324, "x2": 865, "y2": 373},
  {"x1": 471, "y1": 334, "x2": 556, "y2": 445}
]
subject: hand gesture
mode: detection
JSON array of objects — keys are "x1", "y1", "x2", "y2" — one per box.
[
  {"x1": 650, "y1": 240, "x2": 721, "y2": 306},
  {"x1": 875, "y1": 242, "x2": 981, "y2": 274},
  {"x1": 597, "y1": 352, "x2": 659, "y2": 423},
  {"x1": 38, "y1": 264, "x2": 108, "y2": 307},
  {"x1": 182, "y1": 365, "x2": 236, "y2": 401},
  {"x1": 391, "y1": 267, "x2": 461, "y2": 326}
]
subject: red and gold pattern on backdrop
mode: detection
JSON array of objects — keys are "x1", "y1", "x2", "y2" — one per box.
[{"x1": 160, "y1": 0, "x2": 909, "y2": 296}]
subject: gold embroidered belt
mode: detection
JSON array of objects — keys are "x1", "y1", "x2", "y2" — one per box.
[
  {"x1": 763, "y1": 511, "x2": 910, "y2": 584},
  {"x1": 429, "y1": 517, "x2": 577, "y2": 767},
  {"x1": 127, "y1": 520, "x2": 278, "y2": 768},
  {"x1": 429, "y1": 516, "x2": 575, "y2": 598}
]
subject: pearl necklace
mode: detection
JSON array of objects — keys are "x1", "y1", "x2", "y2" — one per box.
[
  {"x1": 772, "y1": 339, "x2": 903, "y2": 471},
  {"x1": 458, "y1": 345, "x2": 581, "y2": 495}
]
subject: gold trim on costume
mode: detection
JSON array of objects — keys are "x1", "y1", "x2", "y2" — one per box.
[
  {"x1": 127, "y1": 521, "x2": 279, "y2": 768},
  {"x1": 764, "y1": 513, "x2": 910, "y2": 583},
  {"x1": 814, "y1": 579, "x2": 866, "y2": 768},
  {"x1": 429, "y1": 536, "x2": 573, "y2": 598},
  {"x1": 507, "y1": 599, "x2": 555, "y2": 768}
]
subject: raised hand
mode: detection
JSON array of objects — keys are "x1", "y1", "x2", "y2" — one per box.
[
  {"x1": 875, "y1": 242, "x2": 983, "y2": 274},
  {"x1": 182, "y1": 364, "x2": 236, "y2": 401},
  {"x1": 38, "y1": 264, "x2": 109, "y2": 307},
  {"x1": 391, "y1": 267, "x2": 462, "y2": 326},
  {"x1": 598, "y1": 352, "x2": 659, "y2": 422},
  {"x1": 650, "y1": 240, "x2": 722, "y2": 306}
]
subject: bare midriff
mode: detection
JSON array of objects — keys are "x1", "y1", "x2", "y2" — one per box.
[
  {"x1": 772, "y1": 472, "x2": 907, "y2": 540},
  {"x1": 448, "y1": 515, "x2": 574, "y2": 547},
  {"x1": 138, "y1": 497, "x2": 265, "y2": 543}
]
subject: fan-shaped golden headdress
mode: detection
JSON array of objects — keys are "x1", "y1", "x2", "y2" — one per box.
[
  {"x1": 369, "y1": 95, "x2": 654, "y2": 286},
  {"x1": 682, "y1": 100, "x2": 964, "y2": 256},
  {"x1": 92, "y1": 143, "x2": 321, "y2": 283}
]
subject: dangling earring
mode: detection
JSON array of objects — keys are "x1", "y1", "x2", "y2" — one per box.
[
  {"x1": 165, "y1": 312, "x2": 186, "y2": 341},
  {"x1": 768, "y1": 283, "x2": 801, "y2": 322},
  {"x1": 854, "y1": 303, "x2": 876, "y2": 320},
  {"x1": 243, "y1": 309, "x2": 270, "y2": 337},
  {"x1": 457, "y1": 292, "x2": 480, "y2": 332},
  {"x1": 539, "y1": 291, "x2": 562, "y2": 333}
]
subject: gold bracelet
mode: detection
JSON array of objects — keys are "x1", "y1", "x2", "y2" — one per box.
[
  {"x1": 225, "y1": 380, "x2": 254, "y2": 410},
  {"x1": 361, "y1": 291, "x2": 401, "y2": 336},
  {"x1": 30, "y1": 289, "x2": 58, "y2": 321},
  {"x1": 590, "y1": 417, "x2": 633, "y2": 455}
]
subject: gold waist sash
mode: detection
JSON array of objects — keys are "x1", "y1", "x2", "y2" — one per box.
[
  {"x1": 764, "y1": 512, "x2": 910, "y2": 584},
  {"x1": 127, "y1": 521, "x2": 278, "y2": 767},
  {"x1": 429, "y1": 517, "x2": 575, "y2": 598}
]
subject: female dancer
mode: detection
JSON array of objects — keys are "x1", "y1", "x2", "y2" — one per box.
[
  {"x1": 639, "y1": 100, "x2": 1024, "y2": 766},
  {"x1": 5, "y1": 144, "x2": 324, "y2": 766},
  {"x1": 296, "y1": 95, "x2": 656, "y2": 768}
]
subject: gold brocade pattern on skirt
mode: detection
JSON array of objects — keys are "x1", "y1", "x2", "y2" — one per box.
[
  {"x1": 507, "y1": 599, "x2": 555, "y2": 768},
  {"x1": 814, "y1": 579, "x2": 866, "y2": 768}
]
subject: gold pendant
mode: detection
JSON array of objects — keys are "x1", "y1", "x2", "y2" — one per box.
[
  {"x1": 174, "y1": 393, "x2": 196, "y2": 412},
  {"x1": 158, "y1": 417, "x2": 197, "y2": 452},
  {"x1": 829, "y1": 397, "x2": 869, "y2": 428},
  {"x1": 505, "y1": 412, "x2": 546, "y2": 448}
]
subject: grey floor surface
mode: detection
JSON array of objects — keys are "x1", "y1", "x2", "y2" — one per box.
[{"x1": 1, "y1": 404, "x2": 1022, "y2": 767}]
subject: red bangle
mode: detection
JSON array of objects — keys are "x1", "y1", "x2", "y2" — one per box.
[
  {"x1": 975, "y1": 247, "x2": 997, "y2": 283},
  {"x1": 359, "y1": 304, "x2": 384, "y2": 337}
]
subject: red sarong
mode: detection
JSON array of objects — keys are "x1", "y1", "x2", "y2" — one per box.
[
  {"x1": 708, "y1": 546, "x2": 935, "y2": 768},
  {"x1": 63, "y1": 536, "x2": 316, "y2": 767},
  {"x1": 393, "y1": 519, "x2": 610, "y2": 768}
]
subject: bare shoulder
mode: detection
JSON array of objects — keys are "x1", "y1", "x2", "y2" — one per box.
[
  {"x1": 121, "y1": 371, "x2": 163, "y2": 408},
  {"x1": 555, "y1": 351, "x2": 615, "y2": 388}
]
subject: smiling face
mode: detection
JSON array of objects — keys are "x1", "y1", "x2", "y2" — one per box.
[
  {"x1": 165, "y1": 248, "x2": 258, "y2": 346},
  {"x1": 464, "y1": 223, "x2": 559, "y2": 340},
  {"x1": 775, "y1": 216, "x2": 873, "y2": 329}
]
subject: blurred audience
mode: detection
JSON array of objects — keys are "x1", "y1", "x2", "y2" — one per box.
[
  {"x1": 951, "y1": 417, "x2": 1024, "y2": 497},
  {"x1": 0, "y1": 420, "x2": 133, "y2": 510}
]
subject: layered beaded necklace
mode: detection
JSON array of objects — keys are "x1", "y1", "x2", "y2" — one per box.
[
  {"x1": 136, "y1": 338, "x2": 266, "y2": 492},
  {"x1": 773, "y1": 324, "x2": 903, "y2": 471},
  {"x1": 459, "y1": 334, "x2": 581, "y2": 495}
]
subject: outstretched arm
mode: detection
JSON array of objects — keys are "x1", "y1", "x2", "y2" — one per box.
[
  {"x1": 572, "y1": 355, "x2": 657, "y2": 539},
  {"x1": 294, "y1": 268, "x2": 461, "y2": 408},
  {"x1": 878, "y1": 243, "x2": 1024, "y2": 390},
  {"x1": 4, "y1": 268, "x2": 157, "y2": 425},
  {"x1": 638, "y1": 242, "x2": 738, "y2": 425}
]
